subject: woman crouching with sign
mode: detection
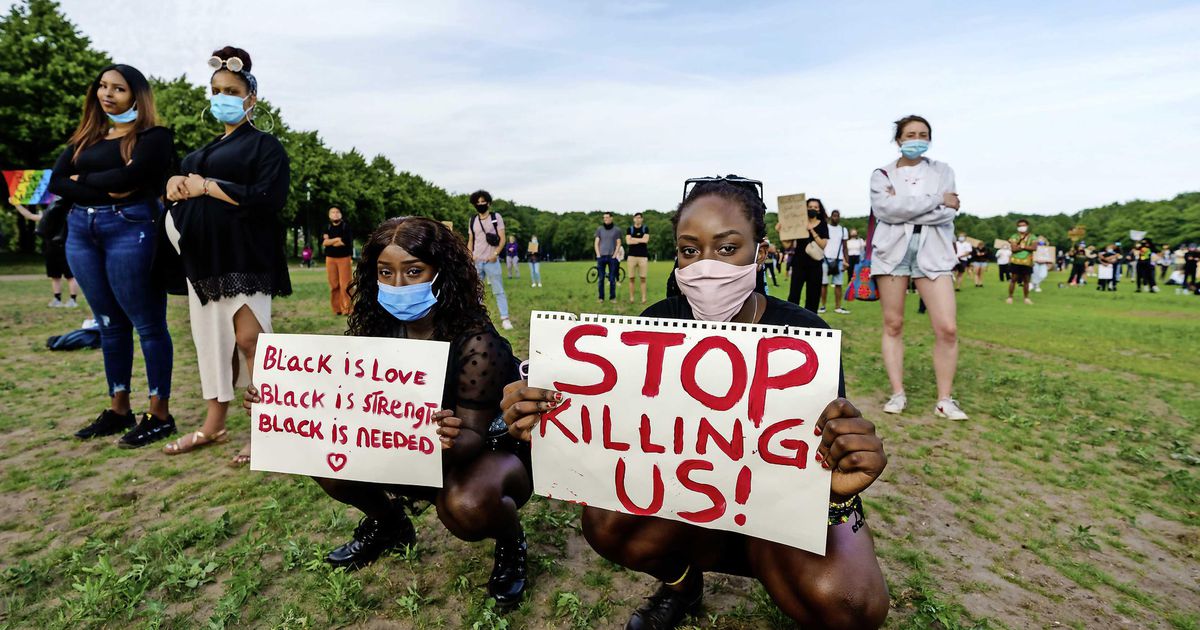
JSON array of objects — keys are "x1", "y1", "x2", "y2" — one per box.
[
  {"x1": 501, "y1": 177, "x2": 889, "y2": 629},
  {"x1": 245, "y1": 217, "x2": 533, "y2": 605}
]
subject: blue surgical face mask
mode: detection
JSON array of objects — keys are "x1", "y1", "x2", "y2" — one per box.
[
  {"x1": 376, "y1": 274, "x2": 439, "y2": 322},
  {"x1": 106, "y1": 106, "x2": 138, "y2": 124},
  {"x1": 900, "y1": 139, "x2": 929, "y2": 159},
  {"x1": 210, "y1": 93, "x2": 251, "y2": 124}
]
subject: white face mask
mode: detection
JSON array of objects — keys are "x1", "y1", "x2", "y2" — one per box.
[{"x1": 1017, "y1": 226, "x2": 1028, "y2": 233}]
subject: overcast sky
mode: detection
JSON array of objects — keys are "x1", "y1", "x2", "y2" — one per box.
[{"x1": 37, "y1": 0, "x2": 1200, "y2": 217}]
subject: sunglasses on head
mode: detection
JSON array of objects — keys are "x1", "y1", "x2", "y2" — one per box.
[
  {"x1": 208, "y1": 56, "x2": 245, "y2": 73},
  {"x1": 682, "y1": 175, "x2": 763, "y2": 203}
]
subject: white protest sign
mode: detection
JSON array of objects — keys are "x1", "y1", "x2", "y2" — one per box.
[
  {"x1": 250, "y1": 333, "x2": 449, "y2": 487},
  {"x1": 528, "y1": 311, "x2": 840, "y2": 555}
]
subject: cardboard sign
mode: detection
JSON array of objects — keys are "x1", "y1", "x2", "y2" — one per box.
[
  {"x1": 993, "y1": 239, "x2": 1011, "y2": 250},
  {"x1": 776, "y1": 193, "x2": 808, "y2": 241},
  {"x1": 3, "y1": 169, "x2": 57, "y2": 205},
  {"x1": 250, "y1": 333, "x2": 449, "y2": 486},
  {"x1": 1034, "y1": 246, "x2": 1056, "y2": 264},
  {"x1": 528, "y1": 311, "x2": 840, "y2": 555},
  {"x1": 441, "y1": 220, "x2": 454, "y2": 232}
]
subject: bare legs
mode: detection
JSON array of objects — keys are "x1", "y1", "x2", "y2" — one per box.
[{"x1": 877, "y1": 274, "x2": 958, "y2": 401}]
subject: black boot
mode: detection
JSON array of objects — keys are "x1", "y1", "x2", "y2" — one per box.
[
  {"x1": 74, "y1": 409, "x2": 136, "y2": 439},
  {"x1": 325, "y1": 511, "x2": 416, "y2": 570},
  {"x1": 487, "y1": 529, "x2": 528, "y2": 607},
  {"x1": 625, "y1": 575, "x2": 703, "y2": 630},
  {"x1": 118, "y1": 413, "x2": 178, "y2": 448}
]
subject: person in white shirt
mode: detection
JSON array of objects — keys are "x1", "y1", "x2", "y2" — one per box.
[
  {"x1": 868, "y1": 114, "x2": 967, "y2": 421},
  {"x1": 845, "y1": 229, "x2": 865, "y2": 270},
  {"x1": 819, "y1": 209, "x2": 851, "y2": 314},
  {"x1": 995, "y1": 245, "x2": 1012, "y2": 282},
  {"x1": 953, "y1": 233, "x2": 972, "y2": 291}
]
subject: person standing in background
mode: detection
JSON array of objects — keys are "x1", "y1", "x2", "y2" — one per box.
[
  {"x1": 1067, "y1": 243, "x2": 1088, "y2": 286},
  {"x1": 527, "y1": 235, "x2": 542, "y2": 287},
  {"x1": 1158, "y1": 245, "x2": 1172, "y2": 281},
  {"x1": 466, "y1": 190, "x2": 513, "y2": 330},
  {"x1": 1183, "y1": 244, "x2": 1199, "y2": 292},
  {"x1": 1097, "y1": 244, "x2": 1119, "y2": 291},
  {"x1": 953, "y1": 232, "x2": 972, "y2": 291},
  {"x1": 49, "y1": 63, "x2": 177, "y2": 446},
  {"x1": 594, "y1": 211, "x2": 621, "y2": 302},
  {"x1": 1030, "y1": 235, "x2": 1049, "y2": 293},
  {"x1": 504, "y1": 235, "x2": 520, "y2": 279},
  {"x1": 764, "y1": 241, "x2": 779, "y2": 286},
  {"x1": 995, "y1": 243, "x2": 1011, "y2": 282},
  {"x1": 626, "y1": 212, "x2": 650, "y2": 303},
  {"x1": 13, "y1": 202, "x2": 80, "y2": 307},
  {"x1": 322, "y1": 206, "x2": 353, "y2": 315},
  {"x1": 301, "y1": 244, "x2": 312, "y2": 268},
  {"x1": 1135, "y1": 239, "x2": 1158, "y2": 293},
  {"x1": 787, "y1": 198, "x2": 828, "y2": 313},
  {"x1": 869, "y1": 114, "x2": 967, "y2": 421},
  {"x1": 819, "y1": 209, "x2": 850, "y2": 314},
  {"x1": 845, "y1": 227, "x2": 865, "y2": 271},
  {"x1": 1006, "y1": 220, "x2": 1035, "y2": 304},
  {"x1": 969, "y1": 241, "x2": 988, "y2": 287}
]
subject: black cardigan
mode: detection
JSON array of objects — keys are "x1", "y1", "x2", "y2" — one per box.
[{"x1": 49, "y1": 127, "x2": 173, "y2": 206}]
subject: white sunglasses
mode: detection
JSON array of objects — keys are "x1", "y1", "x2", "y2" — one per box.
[{"x1": 207, "y1": 56, "x2": 245, "y2": 73}]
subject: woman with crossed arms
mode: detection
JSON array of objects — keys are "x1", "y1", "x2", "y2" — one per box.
[{"x1": 502, "y1": 176, "x2": 888, "y2": 630}]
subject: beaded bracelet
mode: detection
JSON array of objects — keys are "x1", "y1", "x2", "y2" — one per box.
[{"x1": 828, "y1": 494, "x2": 865, "y2": 532}]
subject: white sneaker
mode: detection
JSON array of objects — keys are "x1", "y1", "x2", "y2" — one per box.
[
  {"x1": 532, "y1": 282, "x2": 537, "y2": 287},
  {"x1": 818, "y1": 307, "x2": 827, "y2": 314},
  {"x1": 537, "y1": 283, "x2": 542, "y2": 287},
  {"x1": 65, "y1": 298, "x2": 79, "y2": 308},
  {"x1": 834, "y1": 307, "x2": 850, "y2": 314},
  {"x1": 934, "y1": 398, "x2": 969, "y2": 421},
  {"x1": 501, "y1": 318, "x2": 514, "y2": 330},
  {"x1": 883, "y1": 392, "x2": 907, "y2": 414},
  {"x1": 48, "y1": 298, "x2": 62, "y2": 308}
]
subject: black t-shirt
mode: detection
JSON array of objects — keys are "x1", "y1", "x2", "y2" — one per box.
[
  {"x1": 790, "y1": 221, "x2": 829, "y2": 269},
  {"x1": 324, "y1": 222, "x2": 352, "y2": 258},
  {"x1": 627, "y1": 225, "x2": 649, "y2": 257},
  {"x1": 971, "y1": 246, "x2": 988, "y2": 263},
  {"x1": 1185, "y1": 251, "x2": 1200, "y2": 271},
  {"x1": 49, "y1": 126, "x2": 174, "y2": 206},
  {"x1": 640, "y1": 295, "x2": 846, "y2": 397}
]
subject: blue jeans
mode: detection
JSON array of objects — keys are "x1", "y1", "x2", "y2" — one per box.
[
  {"x1": 66, "y1": 202, "x2": 173, "y2": 399},
  {"x1": 597, "y1": 256, "x2": 618, "y2": 299},
  {"x1": 528, "y1": 261, "x2": 541, "y2": 284},
  {"x1": 474, "y1": 260, "x2": 510, "y2": 319}
]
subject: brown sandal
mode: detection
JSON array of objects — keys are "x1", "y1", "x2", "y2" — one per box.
[{"x1": 162, "y1": 429, "x2": 228, "y2": 455}]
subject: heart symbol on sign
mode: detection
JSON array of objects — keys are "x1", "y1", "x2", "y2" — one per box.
[{"x1": 327, "y1": 453, "x2": 347, "y2": 472}]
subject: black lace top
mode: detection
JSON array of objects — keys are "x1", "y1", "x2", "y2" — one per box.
[
  {"x1": 441, "y1": 323, "x2": 520, "y2": 415},
  {"x1": 169, "y1": 123, "x2": 291, "y2": 304}
]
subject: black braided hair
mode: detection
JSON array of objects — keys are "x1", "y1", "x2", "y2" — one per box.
[{"x1": 671, "y1": 177, "x2": 767, "y2": 242}]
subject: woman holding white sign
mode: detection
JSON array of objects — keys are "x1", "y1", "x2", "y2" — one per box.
[
  {"x1": 245, "y1": 217, "x2": 533, "y2": 606},
  {"x1": 869, "y1": 115, "x2": 968, "y2": 421},
  {"x1": 502, "y1": 176, "x2": 889, "y2": 630}
]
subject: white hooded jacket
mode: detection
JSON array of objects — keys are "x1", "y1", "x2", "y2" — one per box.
[{"x1": 868, "y1": 157, "x2": 958, "y2": 279}]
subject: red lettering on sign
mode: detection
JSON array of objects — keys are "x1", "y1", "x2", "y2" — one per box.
[
  {"x1": 614, "y1": 458, "x2": 663, "y2": 515},
  {"x1": 601, "y1": 405, "x2": 630, "y2": 452},
  {"x1": 696, "y1": 417, "x2": 744, "y2": 461},
  {"x1": 681, "y1": 337, "x2": 747, "y2": 411},
  {"x1": 553, "y1": 325, "x2": 617, "y2": 395},
  {"x1": 675, "y1": 459, "x2": 726, "y2": 523},
  {"x1": 638, "y1": 414, "x2": 666, "y2": 454},
  {"x1": 758, "y1": 418, "x2": 809, "y2": 470},
  {"x1": 538, "y1": 397, "x2": 578, "y2": 442},
  {"x1": 733, "y1": 466, "x2": 752, "y2": 526},
  {"x1": 620, "y1": 330, "x2": 686, "y2": 396},
  {"x1": 748, "y1": 337, "x2": 818, "y2": 428}
]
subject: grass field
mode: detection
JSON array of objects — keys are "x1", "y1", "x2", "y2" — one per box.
[{"x1": 1, "y1": 260, "x2": 1197, "y2": 629}]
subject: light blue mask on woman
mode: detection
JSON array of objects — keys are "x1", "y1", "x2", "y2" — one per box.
[
  {"x1": 210, "y1": 93, "x2": 250, "y2": 124},
  {"x1": 377, "y1": 274, "x2": 439, "y2": 321},
  {"x1": 106, "y1": 107, "x2": 138, "y2": 124},
  {"x1": 900, "y1": 139, "x2": 929, "y2": 159}
]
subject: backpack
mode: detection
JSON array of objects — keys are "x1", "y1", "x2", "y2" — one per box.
[
  {"x1": 844, "y1": 170, "x2": 885, "y2": 302},
  {"x1": 472, "y1": 212, "x2": 502, "y2": 247},
  {"x1": 46, "y1": 328, "x2": 101, "y2": 351}
]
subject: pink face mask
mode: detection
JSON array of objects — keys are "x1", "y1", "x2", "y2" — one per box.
[{"x1": 675, "y1": 245, "x2": 760, "y2": 322}]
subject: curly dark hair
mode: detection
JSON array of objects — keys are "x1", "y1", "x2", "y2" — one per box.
[
  {"x1": 346, "y1": 217, "x2": 489, "y2": 341},
  {"x1": 470, "y1": 190, "x2": 492, "y2": 205},
  {"x1": 671, "y1": 177, "x2": 767, "y2": 242}
]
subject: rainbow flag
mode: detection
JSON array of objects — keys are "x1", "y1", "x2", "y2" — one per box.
[{"x1": 3, "y1": 169, "x2": 58, "y2": 205}]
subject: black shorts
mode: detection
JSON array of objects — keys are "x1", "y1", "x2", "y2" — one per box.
[
  {"x1": 1009, "y1": 264, "x2": 1032, "y2": 281},
  {"x1": 44, "y1": 243, "x2": 72, "y2": 279}
]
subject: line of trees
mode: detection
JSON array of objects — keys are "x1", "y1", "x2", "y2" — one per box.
[{"x1": 3, "y1": 0, "x2": 1196, "y2": 261}]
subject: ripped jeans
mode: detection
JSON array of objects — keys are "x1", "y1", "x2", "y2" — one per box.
[{"x1": 67, "y1": 202, "x2": 173, "y2": 399}]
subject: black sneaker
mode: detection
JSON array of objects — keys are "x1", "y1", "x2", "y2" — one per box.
[
  {"x1": 325, "y1": 512, "x2": 416, "y2": 570},
  {"x1": 625, "y1": 575, "x2": 703, "y2": 630},
  {"x1": 74, "y1": 409, "x2": 135, "y2": 439},
  {"x1": 488, "y1": 529, "x2": 528, "y2": 607},
  {"x1": 118, "y1": 413, "x2": 177, "y2": 448}
]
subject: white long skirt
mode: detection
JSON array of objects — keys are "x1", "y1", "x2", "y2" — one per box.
[{"x1": 165, "y1": 213, "x2": 272, "y2": 403}]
